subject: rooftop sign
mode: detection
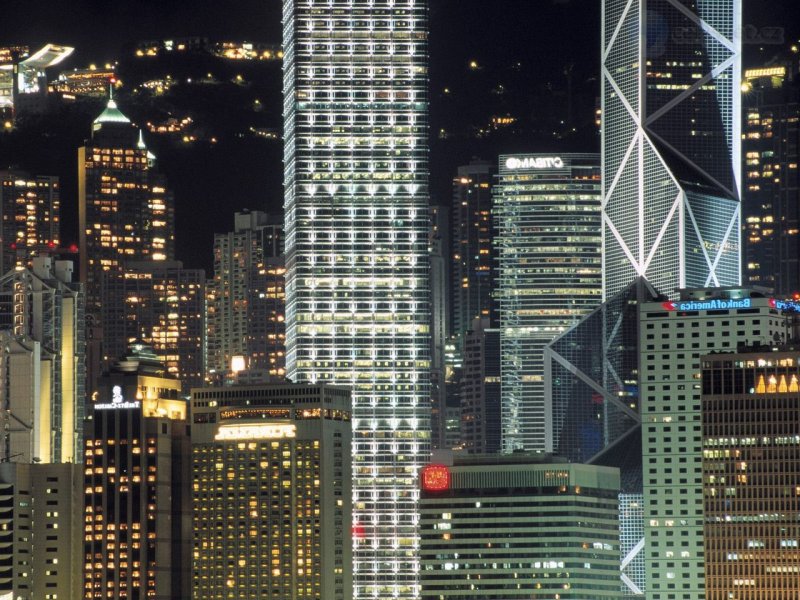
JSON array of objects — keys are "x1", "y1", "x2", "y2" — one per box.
[
  {"x1": 505, "y1": 156, "x2": 564, "y2": 170},
  {"x1": 662, "y1": 298, "x2": 752, "y2": 312},
  {"x1": 95, "y1": 385, "x2": 141, "y2": 410},
  {"x1": 421, "y1": 464, "x2": 451, "y2": 492},
  {"x1": 215, "y1": 423, "x2": 297, "y2": 441},
  {"x1": 769, "y1": 299, "x2": 800, "y2": 313}
]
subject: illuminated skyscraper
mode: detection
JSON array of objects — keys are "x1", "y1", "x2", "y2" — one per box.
[
  {"x1": 0, "y1": 257, "x2": 84, "y2": 463},
  {"x1": 702, "y1": 347, "x2": 800, "y2": 597},
  {"x1": 640, "y1": 289, "x2": 792, "y2": 599},
  {"x1": 0, "y1": 462, "x2": 83, "y2": 600},
  {"x1": 79, "y1": 94, "x2": 175, "y2": 313},
  {"x1": 451, "y1": 159, "x2": 497, "y2": 341},
  {"x1": 602, "y1": 0, "x2": 742, "y2": 298},
  {"x1": 0, "y1": 169, "x2": 60, "y2": 273},
  {"x1": 207, "y1": 211, "x2": 285, "y2": 382},
  {"x1": 742, "y1": 60, "x2": 800, "y2": 294},
  {"x1": 419, "y1": 456, "x2": 622, "y2": 599},
  {"x1": 83, "y1": 344, "x2": 190, "y2": 600},
  {"x1": 190, "y1": 383, "x2": 352, "y2": 600},
  {"x1": 460, "y1": 317, "x2": 501, "y2": 454},
  {"x1": 101, "y1": 261, "x2": 206, "y2": 393},
  {"x1": 282, "y1": 2, "x2": 431, "y2": 597},
  {"x1": 495, "y1": 153, "x2": 602, "y2": 453}
]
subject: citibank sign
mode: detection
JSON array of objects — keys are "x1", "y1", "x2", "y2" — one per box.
[{"x1": 505, "y1": 156, "x2": 564, "y2": 170}]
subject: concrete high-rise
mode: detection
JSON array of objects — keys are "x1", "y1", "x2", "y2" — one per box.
[
  {"x1": 640, "y1": 289, "x2": 794, "y2": 599},
  {"x1": 82, "y1": 344, "x2": 190, "y2": 600},
  {"x1": 602, "y1": 0, "x2": 742, "y2": 298},
  {"x1": 742, "y1": 59, "x2": 800, "y2": 294},
  {"x1": 190, "y1": 383, "x2": 352, "y2": 600},
  {"x1": 282, "y1": 2, "x2": 431, "y2": 597},
  {"x1": 101, "y1": 260, "x2": 205, "y2": 392},
  {"x1": 495, "y1": 153, "x2": 602, "y2": 453},
  {"x1": 451, "y1": 159, "x2": 497, "y2": 340},
  {"x1": 0, "y1": 169, "x2": 60, "y2": 273},
  {"x1": 419, "y1": 455, "x2": 621, "y2": 599},
  {"x1": 0, "y1": 462, "x2": 83, "y2": 600},
  {"x1": 0, "y1": 257, "x2": 84, "y2": 463},
  {"x1": 78, "y1": 93, "x2": 175, "y2": 313},
  {"x1": 701, "y1": 346, "x2": 800, "y2": 597},
  {"x1": 207, "y1": 211, "x2": 285, "y2": 382},
  {"x1": 460, "y1": 317, "x2": 500, "y2": 455}
]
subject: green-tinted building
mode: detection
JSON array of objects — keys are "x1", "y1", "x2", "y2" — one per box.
[{"x1": 420, "y1": 455, "x2": 621, "y2": 599}]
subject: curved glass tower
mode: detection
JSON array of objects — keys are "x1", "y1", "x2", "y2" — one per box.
[
  {"x1": 602, "y1": 0, "x2": 742, "y2": 298},
  {"x1": 282, "y1": 2, "x2": 431, "y2": 598}
]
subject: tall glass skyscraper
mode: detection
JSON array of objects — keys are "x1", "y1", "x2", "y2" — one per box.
[
  {"x1": 495, "y1": 154, "x2": 602, "y2": 453},
  {"x1": 282, "y1": 2, "x2": 431, "y2": 598},
  {"x1": 602, "y1": 0, "x2": 742, "y2": 298}
]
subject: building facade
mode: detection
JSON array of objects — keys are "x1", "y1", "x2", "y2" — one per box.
[
  {"x1": 640, "y1": 289, "x2": 794, "y2": 599},
  {"x1": 0, "y1": 169, "x2": 60, "y2": 273},
  {"x1": 207, "y1": 211, "x2": 285, "y2": 382},
  {"x1": 78, "y1": 94, "x2": 175, "y2": 313},
  {"x1": 101, "y1": 260, "x2": 205, "y2": 393},
  {"x1": 742, "y1": 60, "x2": 800, "y2": 294},
  {"x1": 82, "y1": 344, "x2": 190, "y2": 600},
  {"x1": 0, "y1": 462, "x2": 83, "y2": 600},
  {"x1": 495, "y1": 153, "x2": 602, "y2": 453},
  {"x1": 701, "y1": 347, "x2": 800, "y2": 597},
  {"x1": 429, "y1": 205, "x2": 449, "y2": 451},
  {"x1": 282, "y1": 2, "x2": 431, "y2": 597},
  {"x1": 544, "y1": 278, "x2": 657, "y2": 463},
  {"x1": 451, "y1": 159, "x2": 497, "y2": 340},
  {"x1": 419, "y1": 456, "x2": 621, "y2": 599},
  {"x1": 0, "y1": 257, "x2": 85, "y2": 463},
  {"x1": 602, "y1": 0, "x2": 742, "y2": 298},
  {"x1": 190, "y1": 383, "x2": 352, "y2": 600},
  {"x1": 460, "y1": 317, "x2": 500, "y2": 454}
]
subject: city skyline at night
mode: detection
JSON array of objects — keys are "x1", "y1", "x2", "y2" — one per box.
[{"x1": 1, "y1": 1, "x2": 800, "y2": 599}]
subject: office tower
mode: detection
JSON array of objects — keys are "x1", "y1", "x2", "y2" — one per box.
[
  {"x1": 742, "y1": 60, "x2": 800, "y2": 294},
  {"x1": 460, "y1": 317, "x2": 501, "y2": 454},
  {"x1": 429, "y1": 205, "x2": 449, "y2": 450},
  {"x1": 451, "y1": 159, "x2": 497, "y2": 340},
  {"x1": 419, "y1": 455, "x2": 621, "y2": 599},
  {"x1": 283, "y1": 2, "x2": 431, "y2": 597},
  {"x1": 190, "y1": 383, "x2": 353, "y2": 600},
  {"x1": 495, "y1": 153, "x2": 602, "y2": 453},
  {"x1": 431, "y1": 340, "x2": 463, "y2": 452},
  {"x1": 0, "y1": 257, "x2": 84, "y2": 463},
  {"x1": 207, "y1": 211, "x2": 285, "y2": 382},
  {"x1": 83, "y1": 344, "x2": 190, "y2": 600},
  {"x1": 602, "y1": 0, "x2": 742, "y2": 298},
  {"x1": 78, "y1": 94, "x2": 175, "y2": 313},
  {"x1": 701, "y1": 347, "x2": 800, "y2": 597},
  {"x1": 544, "y1": 278, "x2": 661, "y2": 598},
  {"x1": 640, "y1": 289, "x2": 794, "y2": 599},
  {"x1": 0, "y1": 169, "x2": 60, "y2": 273},
  {"x1": 101, "y1": 261, "x2": 205, "y2": 393},
  {"x1": 0, "y1": 462, "x2": 83, "y2": 600},
  {"x1": 544, "y1": 278, "x2": 657, "y2": 462}
]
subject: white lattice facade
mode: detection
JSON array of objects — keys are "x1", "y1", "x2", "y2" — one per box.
[
  {"x1": 282, "y1": 2, "x2": 431, "y2": 598},
  {"x1": 602, "y1": 0, "x2": 742, "y2": 299}
]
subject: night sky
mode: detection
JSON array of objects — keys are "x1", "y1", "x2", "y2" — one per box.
[{"x1": 2, "y1": 0, "x2": 798, "y2": 269}]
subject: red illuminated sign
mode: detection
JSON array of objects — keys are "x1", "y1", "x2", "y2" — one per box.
[{"x1": 421, "y1": 464, "x2": 451, "y2": 492}]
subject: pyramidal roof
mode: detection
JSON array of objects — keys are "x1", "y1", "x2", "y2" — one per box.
[{"x1": 93, "y1": 88, "x2": 131, "y2": 125}]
